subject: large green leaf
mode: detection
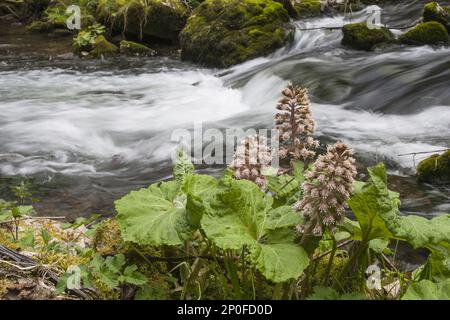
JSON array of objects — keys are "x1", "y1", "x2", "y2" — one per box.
[
  {"x1": 115, "y1": 181, "x2": 190, "y2": 246},
  {"x1": 388, "y1": 214, "x2": 450, "y2": 249},
  {"x1": 347, "y1": 185, "x2": 395, "y2": 241},
  {"x1": 115, "y1": 174, "x2": 220, "y2": 246},
  {"x1": 264, "y1": 205, "x2": 301, "y2": 230},
  {"x1": 348, "y1": 163, "x2": 450, "y2": 254},
  {"x1": 251, "y1": 229, "x2": 309, "y2": 283},
  {"x1": 402, "y1": 279, "x2": 450, "y2": 300},
  {"x1": 201, "y1": 180, "x2": 309, "y2": 283}
]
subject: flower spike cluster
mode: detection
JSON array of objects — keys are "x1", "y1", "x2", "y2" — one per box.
[
  {"x1": 295, "y1": 141, "x2": 357, "y2": 236},
  {"x1": 229, "y1": 135, "x2": 272, "y2": 187},
  {"x1": 275, "y1": 84, "x2": 319, "y2": 163}
]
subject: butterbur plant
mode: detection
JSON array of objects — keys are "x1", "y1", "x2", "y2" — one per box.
[
  {"x1": 296, "y1": 141, "x2": 357, "y2": 238},
  {"x1": 229, "y1": 135, "x2": 272, "y2": 187},
  {"x1": 275, "y1": 84, "x2": 319, "y2": 167}
]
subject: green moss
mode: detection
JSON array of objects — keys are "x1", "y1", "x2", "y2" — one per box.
[
  {"x1": 90, "y1": 35, "x2": 119, "y2": 58},
  {"x1": 97, "y1": 0, "x2": 189, "y2": 41},
  {"x1": 293, "y1": 0, "x2": 321, "y2": 18},
  {"x1": 341, "y1": 22, "x2": 395, "y2": 51},
  {"x1": 399, "y1": 21, "x2": 450, "y2": 46},
  {"x1": 180, "y1": 0, "x2": 293, "y2": 67},
  {"x1": 274, "y1": 0, "x2": 297, "y2": 17},
  {"x1": 423, "y1": 2, "x2": 449, "y2": 25},
  {"x1": 417, "y1": 151, "x2": 450, "y2": 184},
  {"x1": 27, "y1": 0, "x2": 98, "y2": 34},
  {"x1": 119, "y1": 40, "x2": 156, "y2": 56},
  {"x1": 92, "y1": 218, "x2": 123, "y2": 255},
  {"x1": 27, "y1": 20, "x2": 55, "y2": 33}
]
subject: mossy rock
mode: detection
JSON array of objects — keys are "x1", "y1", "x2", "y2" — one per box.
[
  {"x1": 89, "y1": 35, "x2": 119, "y2": 57},
  {"x1": 423, "y1": 2, "x2": 450, "y2": 33},
  {"x1": 97, "y1": 0, "x2": 189, "y2": 42},
  {"x1": 274, "y1": 0, "x2": 297, "y2": 17},
  {"x1": 417, "y1": 151, "x2": 450, "y2": 184},
  {"x1": 35, "y1": 0, "x2": 97, "y2": 32},
  {"x1": 341, "y1": 22, "x2": 395, "y2": 51},
  {"x1": 293, "y1": 0, "x2": 321, "y2": 18},
  {"x1": 180, "y1": 0, "x2": 293, "y2": 68},
  {"x1": 399, "y1": 21, "x2": 450, "y2": 46},
  {"x1": 92, "y1": 218, "x2": 123, "y2": 255},
  {"x1": 27, "y1": 20, "x2": 55, "y2": 33},
  {"x1": 119, "y1": 40, "x2": 157, "y2": 56}
]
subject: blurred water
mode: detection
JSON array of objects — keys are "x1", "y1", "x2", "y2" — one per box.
[{"x1": 0, "y1": 0, "x2": 448, "y2": 218}]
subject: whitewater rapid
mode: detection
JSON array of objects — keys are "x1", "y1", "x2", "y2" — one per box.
[{"x1": 0, "y1": 0, "x2": 449, "y2": 216}]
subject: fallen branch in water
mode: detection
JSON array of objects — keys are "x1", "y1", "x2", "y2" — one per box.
[
  {"x1": 397, "y1": 149, "x2": 449, "y2": 157},
  {"x1": 296, "y1": 23, "x2": 419, "y2": 32}
]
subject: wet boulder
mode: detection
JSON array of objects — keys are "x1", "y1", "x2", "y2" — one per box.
[
  {"x1": 180, "y1": 0, "x2": 294, "y2": 68},
  {"x1": 90, "y1": 35, "x2": 119, "y2": 58},
  {"x1": 341, "y1": 22, "x2": 395, "y2": 51},
  {"x1": 423, "y1": 2, "x2": 450, "y2": 32},
  {"x1": 96, "y1": 0, "x2": 189, "y2": 42},
  {"x1": 417, "y1": 151, "x2": 450, "y2": 184},
  {"x1": 399, "y1": 21, "x2": 450, "y2": 46}
]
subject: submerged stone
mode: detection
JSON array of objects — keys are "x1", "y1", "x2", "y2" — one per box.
[
  {"x1": 341, "y1": 22, "x2": 395, "y2": 51},
  {"x1": 180, "y1": 0, "x2": 293, "y2": 68}
]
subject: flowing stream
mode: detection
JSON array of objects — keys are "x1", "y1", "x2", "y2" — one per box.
[{"x1": 0, "y1": 0, "x2": 449, "y2": 219}]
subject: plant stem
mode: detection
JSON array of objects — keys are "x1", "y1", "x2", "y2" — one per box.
[
  {"x1": 323, "y1": 232, "x2": 337, "y2": 286},
  {"x1": 272, "y1": 282, "x2": 284, "y2": 300},
  {"x1": 224, "y1": 250, "x2": 241, "y2": 299},
  {"x1": 333, "y1": 240, "x2": 367, "y2": 290},
  {"x1": 181, "y1": 245, "x2": 210, "y2": 300}
]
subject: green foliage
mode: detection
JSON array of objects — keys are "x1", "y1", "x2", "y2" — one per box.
[
  {"x1": 73, "y1": 23, "x2": 106, "y2": 48},
  {"x1": 56, "y1": 254, "x2": 147, "y2": 294},
  {"x1": 402, "y1": 279, "x2": 450, "y2": 300},
  {"x1": 307, "y1": 286, "x2": 365, "y2": 300},
  {"x1": 345, "y1": 163, "x2": 450, "y2": 252},
  {"x1": 200, "y1": 180, "x2": 308, "y2": 282},
  {"x1": 0, "y1": 182, "x2": 36, "y2": 241},
  {"x1": 266, "y1": 160, "x2": 305, "y2": 206},
  {"x1": 173, "y1": 148, "x2": 195, "y2": 188},
  {"x1": 115, "y1": 180, "x2": 192, "y2": 246}
]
